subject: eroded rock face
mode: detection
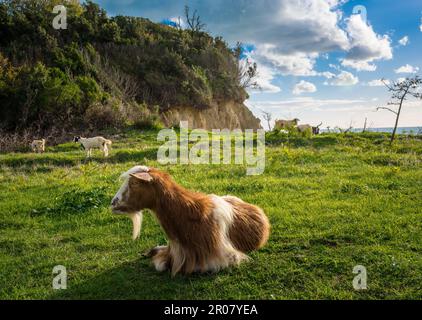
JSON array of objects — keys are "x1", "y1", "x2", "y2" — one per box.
[{"x1": 160, "y1": 101, "x2": 262, "y2": 130}]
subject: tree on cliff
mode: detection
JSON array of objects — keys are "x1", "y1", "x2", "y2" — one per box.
[
  {"x1": 233, "y1": 43, "x2": 260, "y2": 90},
  {"x1": 377, "y1": 76, "x2": 422, "y2": 145}
]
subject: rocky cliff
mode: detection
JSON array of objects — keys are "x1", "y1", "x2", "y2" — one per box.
[{"x1": 160, "y1": 101, "x2": 262, "y2": 130}]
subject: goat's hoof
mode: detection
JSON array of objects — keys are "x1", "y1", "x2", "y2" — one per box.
[
  {"x1": 143, "y1": 246, "x2": 166, "y2": 258},
  {"x1": 143, "y1": 248, "x2": 158, "y2": 258}
]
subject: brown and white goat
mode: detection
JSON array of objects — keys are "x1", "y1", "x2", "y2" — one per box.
[{"x1": 111, "y1": 166, "x2": 270, "y2": 276}]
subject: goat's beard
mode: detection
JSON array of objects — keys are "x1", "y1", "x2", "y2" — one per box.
[{"x1": 126, "y1": 212, "x2": 143, "y2": 240}]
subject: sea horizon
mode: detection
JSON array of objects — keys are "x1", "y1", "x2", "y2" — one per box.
[{"x1": 322, "y1": 127, "x2": 422, "y2": 134}]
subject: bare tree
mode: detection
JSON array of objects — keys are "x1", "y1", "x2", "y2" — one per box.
[
  {"x1": 262, "y1": 110, "x2": 272, "y2": 131},
  {"x1": 343, "y1": 120, "x2": 354, "y2": 134},
  {"x1": 84, "y1": 50, "x2": 140, "y2": 102},
  {"x1": 234, "y1": 42, "x2": 260, "y2": 90},
  {"x1": 184, "y1": 6, "x2": 206, "y2": 34},
  {"x1": 362, "y1": 117, "x2": 367, "y2": 133},
  {"x1": 377, "y1": 76, "x2": 422, "y2": 145}
]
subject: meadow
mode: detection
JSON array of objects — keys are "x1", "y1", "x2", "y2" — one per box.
[{"x1": 0, "y1": 130, "x2": 421, "y2": 300}]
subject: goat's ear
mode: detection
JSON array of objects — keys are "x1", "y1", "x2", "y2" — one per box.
[{"x1": 130, "y1": 172, "x2": 153, "y2": 182}]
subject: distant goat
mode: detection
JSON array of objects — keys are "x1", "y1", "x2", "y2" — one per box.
[
  {"x1": 31, "y1": 139, "x2": 46, "y2": 153},
  {"x1": 73, "y1": 136, "x2": 112, "y2": 157},
  {"x1": 111, "y1": 166, "x2": 271, "y2": 276},
  {"x1": 297, "y1": 123, "x2": 323, "y2": 135},
  {"x1": 312, "y1": 123, "x2": 323, "y2": 135},
  {"x1": 296, "y1": 124, "x2": 312, "y2": 134},
  {"x1": 275, "y1": 118, "x2": 300, "y2": 130}
]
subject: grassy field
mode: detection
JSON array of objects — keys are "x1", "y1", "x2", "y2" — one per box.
[{"x1": 0, "y1": 130, "x2": 421, "y2": 300}]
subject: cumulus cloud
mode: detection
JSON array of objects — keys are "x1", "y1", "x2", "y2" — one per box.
[
  {"x1": 398, "y1": 36, "x2": 409, "y2": 46},
  {"x1": 327, "y1": 71, "x2": 359, "y2": 86},
  {"x1": 293, "y1": 80, "x2": 317, "y2": 95},
  {"x1": 367, "y1": 79, "x2": 390, "y2": 87},
  {"x1": 253, "y1": 44, "x2": 319, "y2": 76},
  {"x1": 394, "y1": 64, "x2": 420, "y2": 74},
  {"x1": 253, "y1": 63, "x2": 282, "y2": 93},
  {"x1": 341, "y1": 14, "x2": 393, "y2": 71},
  {"x1": 320, "y1": 71, "x2": 336, "y2": 79},
  {"x1": 341, "y1": 59, "x2": 377, "y2": 72}
]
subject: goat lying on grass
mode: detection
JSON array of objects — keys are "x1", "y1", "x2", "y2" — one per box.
[
  {"x1": 111, "y1": 166, "x2": 270, "y2": 276},
  {"x1": 31, "y1": 139, "x2": 46, "y2": 153},
  {"x1": 73, "y1": 136, "x2": 112, "y2": 157}
]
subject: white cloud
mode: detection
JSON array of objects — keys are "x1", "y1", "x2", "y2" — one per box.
[
  {"x1": 253, "y1": 63, "x2": 282, "y2": 93},
  {"x1": 216, "y1": 0, "x2": 350, "y2": 77},
  {"x1": 341, "y1": 59, "x2": 377, "y2": 72},
  {"x1": 341, "y1": 14, "x2": 393, "y2": 72},
  {"x1": 420, "y1": 17, "x2": 422, "y2": 32},
  {"x1": 270, "y1": 0, "x2": 349, "y2": 54},
  {"x1": 247, "y1": 97, "x2": 370, "y2": 115},
  {"x1": 320, "y1": 71, "x2": 336, "y2": 79},
  {"x1": 398, "y1": 36, "x2": 409, "y2": 46},
  {"x1": 397, "y1": 77, "x2": 407, "y2": 84},
  {"x1": 394, "y1": 64, "x2": 420, "y2": 74},
  {"x1": 329, "y1": 64, "x2": 341, "y2": 71},
  {"x1": 367, "y1": 79, "x2": 390, "y2": 87},
  {"x1": 253, "y1": 44, "x2": 318, "y2": 76},
  {"x1": 169, "y1": 16, "x2": 186, "y2": 28},
  {"x1": 327, "y1": 71, "x2": 359, "y2": 86},
  {"x1": 293, "y1": 80, "x2": 317, "y2": 95}
]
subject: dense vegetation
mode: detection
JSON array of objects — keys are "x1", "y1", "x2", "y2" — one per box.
[
  {"x1": 0, "y1": 0, "x2": 247, "y2": 133},
  {"x1": 0, "y1": 131, "x2": 421, "y2": 299}
]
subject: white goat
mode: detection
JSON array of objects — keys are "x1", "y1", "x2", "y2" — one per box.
[
  {"x1": 31, "y1": 139, "x2": 46, "y2": 153},
  {"x1": 73, "y1": 136, "x2": 112, "y2": 157}
]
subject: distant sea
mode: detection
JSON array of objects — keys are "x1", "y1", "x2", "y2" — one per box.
[{"x1": 322, "y1": 127, "x2": 422, "y2": 134}]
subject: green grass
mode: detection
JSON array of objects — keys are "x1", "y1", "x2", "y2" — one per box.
[{"x1": 0, "y1": 130, "x2": 421, "y2": 300}]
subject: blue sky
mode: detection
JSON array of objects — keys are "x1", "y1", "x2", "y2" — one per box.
[{"x1": 96, "y1": 0, "x2": 422, "y2": 129}]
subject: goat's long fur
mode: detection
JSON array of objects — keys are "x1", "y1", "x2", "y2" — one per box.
[{"x1": 111, "y1": 166, "x2": 270, "y2": 276}]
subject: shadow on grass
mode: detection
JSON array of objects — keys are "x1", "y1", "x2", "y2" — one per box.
[
  {"x1": 0, "y1": 148, "x2": 158, "y2": 169},
  {"x1": 0, "y1": 156, "x2": 77, "y2": 168},
  {"x1": 49, "y1": 258, "x2": 219, "y2": 300},
  {"x1": 102, "y1": 148, "x2": 158, "y2": 163},
  {"x1": 311, "y1": 136, "x2": 338, "y2": 148},
  {"x1": 265, "y1": 134, "x2": 339, "y2": 149}
]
